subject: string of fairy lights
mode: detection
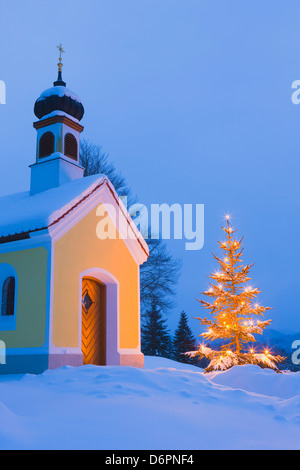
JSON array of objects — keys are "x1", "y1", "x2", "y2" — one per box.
[{"x1": 189, "y1": 214, "x2": 285, "y2": 372}]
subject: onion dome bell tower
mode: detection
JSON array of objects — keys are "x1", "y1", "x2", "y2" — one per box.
[{"x1": 30, "y1": 45, "x2": 85, "y2": 196}]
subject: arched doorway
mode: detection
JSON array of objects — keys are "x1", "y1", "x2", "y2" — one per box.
[{"x1": 81, "y1": 277, "x2": 106, "y2": 365}]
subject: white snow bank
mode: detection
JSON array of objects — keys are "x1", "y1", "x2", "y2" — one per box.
[
  {"x1": 144, "y1": 356, "x2": 202, "y2": 372},
  {"x1": 208, "y1": 364, "x2": 300, "y2": 399},
  {"x1": 0, "y1": 357, "x2": 299, "y2": 450},
  {"x1": 0, "y1": 174, "x2": 105, "y2": 237}
]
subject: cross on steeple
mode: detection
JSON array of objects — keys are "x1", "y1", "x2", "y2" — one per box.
[
  {"x1": 57, "y1": 43, "x2": 65, "y2": 72},
  {"x1": 54, "y1": 43, "x2": 66, "y2": 87}
]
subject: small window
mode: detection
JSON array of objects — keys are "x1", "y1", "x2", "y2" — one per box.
[
  {"x1": 1, "y1": 277, "x2": 15, "y2": 317},
  {"x1": 64, "y1": 133, "x2": 78, "y2": 161},
  {"x1": 39, "y1": 132, "x2": 55, "y2": 159}
]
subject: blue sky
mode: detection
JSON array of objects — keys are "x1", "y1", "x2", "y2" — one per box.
[{"x1": 0, "y1": 0, "x2": 299, "y2": 334}]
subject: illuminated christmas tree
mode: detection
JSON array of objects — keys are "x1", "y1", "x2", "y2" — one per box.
[{"x1": 190, "y1": 216, "x2": 285, "y2": 373}]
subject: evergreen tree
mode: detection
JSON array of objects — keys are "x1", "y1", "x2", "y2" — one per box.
[
  {"x1": 173, "y1": 311, "x2": 197, "y2": 364},
  {"x1": 190, "y1": 216, "x2": 285, "y2": 373},
  {"x1": 142, "y1": 302, "x2": 172, "y2": 358}
]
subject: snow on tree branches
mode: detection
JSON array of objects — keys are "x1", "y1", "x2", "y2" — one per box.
[{"x1": 188, "y1": 216, "x2": 285, "y2": 373}]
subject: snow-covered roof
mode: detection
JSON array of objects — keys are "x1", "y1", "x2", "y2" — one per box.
[
  {"x1": 0, "y1": 175, "x2": 105, "y2": 239},
  {"x1": 38, "y1": 111, "x2": 81, "y2": 125},
  {"x1": 37, "y1": 86, "x2": 82, "y2": 103}
]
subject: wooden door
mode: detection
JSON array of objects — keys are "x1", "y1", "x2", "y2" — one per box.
[{"x1": 81, "y1": 278, "x2": 106, "y2": 365}]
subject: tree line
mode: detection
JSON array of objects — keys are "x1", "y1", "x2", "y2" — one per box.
[{"x1": 142, "y1": 307, "x2": 202, "y2": 366}]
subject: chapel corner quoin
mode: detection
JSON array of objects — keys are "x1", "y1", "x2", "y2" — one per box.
[{"x1": 0, "y1": 53, "x2": 149, "y2": 375}]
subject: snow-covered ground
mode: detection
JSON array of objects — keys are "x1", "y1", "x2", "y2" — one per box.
[{"x1": 0, "y1": 357, "x2": 299, "y2": 450}]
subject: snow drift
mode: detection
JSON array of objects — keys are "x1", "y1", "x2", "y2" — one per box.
[{"x1": 0, "y1": 357, "x2": 299, "y2": 450}]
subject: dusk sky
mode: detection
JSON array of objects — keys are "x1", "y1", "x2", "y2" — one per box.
[{"x1": 0, "y1": 0, "x2": 299, "y2": 333}]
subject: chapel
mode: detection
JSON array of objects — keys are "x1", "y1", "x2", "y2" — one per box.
[{"x1": 0, "y1": 49, "x2": 148, "y2": 374}]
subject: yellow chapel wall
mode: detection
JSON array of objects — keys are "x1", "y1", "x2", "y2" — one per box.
[{"x1": 52, "y1": 203, "x2": 140, "y2": 350}]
